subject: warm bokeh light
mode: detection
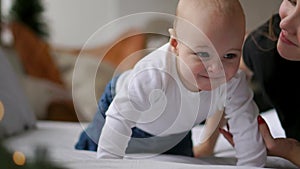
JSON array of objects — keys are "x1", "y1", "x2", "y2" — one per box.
[
  {"x1": 13, "y1": 151, "x2": 26, "y2": 166},
  {"x1": 0, "y1": 101, "x2": 4, "y2": 121}
]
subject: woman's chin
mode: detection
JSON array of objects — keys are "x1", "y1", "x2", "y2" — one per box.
[{"x1": 277, "y1": 41, "x2": 300, "y2": 61}]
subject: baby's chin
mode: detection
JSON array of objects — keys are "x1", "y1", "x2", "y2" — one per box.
[
  {"x1": 197, "y1": 86, "x2": 215, "y2": 91},
  {"x1": 196, "y1": 79, "x2": 226, "y2": 91},
  {"x1": 195, "y1": 83, "x2": 213, "y2": 91}
]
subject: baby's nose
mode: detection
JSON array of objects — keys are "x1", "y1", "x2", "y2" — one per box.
[{"x1": 206, "y1": 62, "x2": 223, "y2": 75}]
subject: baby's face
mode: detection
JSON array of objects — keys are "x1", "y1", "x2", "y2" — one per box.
[{"x1": 175, "y1": 7, "x2": 245, "y2": 91}]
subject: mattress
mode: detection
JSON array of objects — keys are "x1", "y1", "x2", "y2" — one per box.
[{"x1": 3, "y1": 109, "x2": 297, "y2": 169}]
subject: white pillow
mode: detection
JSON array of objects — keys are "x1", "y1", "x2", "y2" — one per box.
[
  {"x1": 0, "y1": 49, "x2": 36, "y2": 138},
  {"x1": 52, "y1": 51, "x2": 115, "y2": 121}
]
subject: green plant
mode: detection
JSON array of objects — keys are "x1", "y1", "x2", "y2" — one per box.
[{"x1": 9, "y1": 0, "x2": 49, "y2": 38}]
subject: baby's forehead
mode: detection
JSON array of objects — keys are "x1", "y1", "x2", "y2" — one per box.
[
  {"x1": 176, "y1": 0, "x2": 243, "y2": 20},
  {"x1": 175, "y1": 0, "x2": 245, "y2": 36}
]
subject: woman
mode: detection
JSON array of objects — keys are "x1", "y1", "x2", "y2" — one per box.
[{"x1": 221, "y1": 0, "x2": 300, "y2": 167}]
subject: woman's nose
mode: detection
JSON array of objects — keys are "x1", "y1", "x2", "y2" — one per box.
[{"x1": 280, "y1": 8, "x2": 300, "y2": 36}]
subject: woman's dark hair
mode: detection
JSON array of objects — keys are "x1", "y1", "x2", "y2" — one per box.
[{"x1": 249, "y1": 14, "x2": 281, "y2": 52}]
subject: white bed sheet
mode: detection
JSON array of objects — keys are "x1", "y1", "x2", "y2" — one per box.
[{"x1": 4, "y1": 109, "x2": 297, "y2": 169}]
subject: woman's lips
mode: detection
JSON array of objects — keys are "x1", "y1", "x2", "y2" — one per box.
[{"x1": 280, "y1": 32, "x2": 298, "y2": 47}]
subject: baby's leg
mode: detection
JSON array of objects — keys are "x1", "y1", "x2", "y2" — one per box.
[{"x1": 75, "y1": 75, "x2": 120, "y2": 151}]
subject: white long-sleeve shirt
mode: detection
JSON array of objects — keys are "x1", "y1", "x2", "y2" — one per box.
[{"x1": 97, "y1": 43, "x2": 266, "y2": 166}]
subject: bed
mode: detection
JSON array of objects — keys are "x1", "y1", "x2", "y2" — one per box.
[{"x1": 3, "y1": 109, "x2": 297, "y2": 169}]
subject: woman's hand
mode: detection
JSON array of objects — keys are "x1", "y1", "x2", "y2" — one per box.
[{"x1": 219, "y1": 115, "x2": 300, "y2": 167}]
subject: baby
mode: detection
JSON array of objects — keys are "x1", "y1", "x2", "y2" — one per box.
[{"x1": 75, "y1": 0, "x2": 267, "y2": 166}]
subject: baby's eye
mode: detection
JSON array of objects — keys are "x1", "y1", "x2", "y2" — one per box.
[
  {"x1": 195, "y1": 52, "x2": 210, "y2": 58},
  {"x1": 224, "y1": 53, "x2": 237, "y2": 59},
  {"x1": 288, "y1": 0, "x2": 297, "y2": 6}
]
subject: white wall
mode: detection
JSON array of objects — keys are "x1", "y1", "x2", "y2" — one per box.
[
  {"x1": 43, "y1": 0, "x2": 179, "y2": 48},
  {"x1": 43, "y1": 0, "x2": 119, "y2": 47},
  {"x1": 42, "y1": 0, "x2": 282, "y2": 47},
  {"x1": 240, "y1": 0, "x2": 282, "y2": 32}
]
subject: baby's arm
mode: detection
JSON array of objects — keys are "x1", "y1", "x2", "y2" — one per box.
[
  {"x1": 225, "y1": 71, "x2": 267, "y2": 166},
  {"x1": 193, "y1": 125, "x2": 219, "y2": 158},
  {"x1": 97, "y1": 67, "x2": 165, "y2": 158},
  {"x1": 97, "y1": 106, "x2": 135, "y2": 158},
  {"x1": 193, "y1": 110, "x2": 226, "y2": 158},
  {"x1": 222, "y1": 115, "x2": 300, "y2": 167}
]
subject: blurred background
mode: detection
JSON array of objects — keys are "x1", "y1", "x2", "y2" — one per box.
[{"x1": 1, "y1": 0, "x2": 282, "y2": 47}]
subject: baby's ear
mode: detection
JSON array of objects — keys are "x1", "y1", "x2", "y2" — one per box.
[{"x1": 168, "y1": 28, "x2": 178, "y2": 54}]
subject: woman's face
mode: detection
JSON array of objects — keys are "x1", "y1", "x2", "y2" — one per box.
[{"x1": 278, "y1": 0, "x2": 300, "y2": 60}]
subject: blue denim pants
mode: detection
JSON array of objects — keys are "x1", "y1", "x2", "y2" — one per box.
[{"x1": 75, "y1": 75, "x2": 193, "y2": 157}]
